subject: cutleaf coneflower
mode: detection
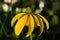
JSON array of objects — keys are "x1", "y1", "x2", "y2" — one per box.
[{"x1": 11, "y1": 7, "x2": 49, "y2": 37}]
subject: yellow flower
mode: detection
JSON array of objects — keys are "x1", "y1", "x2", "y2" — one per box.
[{"x1": 11, "y1": 13, "x2": 49, "y2": 37}]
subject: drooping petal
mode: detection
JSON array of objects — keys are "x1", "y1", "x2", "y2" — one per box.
[
  {"x1": 37, "y1": 14, "x2": 49, "y2": 30},
  {"x1": 11, "y1": 13, "x2": 25, "y2": 27},
  {"x1": 26, "y1": 17, "x2": 29, "y2": 26},
  {"x1": 33, "y1": 15, "x2": 40, "y2": 26},
  {"x1": 26, "y1": 15, "x2": 34, "y2": 37},
  {"x1": 14, "y1": 14, "x2": 28, "y2": 36},
  {"x1": 35, "y1": 15, "x2": 44, "y2": 36},
  {"x1": 38, "y1": 16, "x2": 44, "y2": 36}
]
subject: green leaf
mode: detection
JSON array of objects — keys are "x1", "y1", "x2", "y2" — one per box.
[{"x1": 51, "y1": 15, "x2": 58, "y2": 25}]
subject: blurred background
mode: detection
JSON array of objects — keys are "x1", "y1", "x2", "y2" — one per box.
[{"x1": 0, "y1": 0, "x2": 60, "y2": 40}]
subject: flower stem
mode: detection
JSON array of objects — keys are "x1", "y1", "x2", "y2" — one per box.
[
  {"x1": 30, "y1": 34, "x2": 32, "y2": 40},
  {"x1": 31, "y1": 0, "x2": 35, "y2": 10},
  {"x1": 0, "y1": 14, "x2": 8, "y2": 35},
  {"x1": 36, "y1": 35, "x2": 39, "y2": 40},
  {"x1": 11, "y1": 1, "x2": 13, "y2": 18}
]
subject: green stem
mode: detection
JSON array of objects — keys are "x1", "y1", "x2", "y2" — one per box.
[
  {"x1": 30, "y1": 34, "x2": 32, "y2": 40},
  {"x1": 11, "y1": 1, "x2": 13, "y2": 18},
  {"x1": 16, "y1": 38, "x2": 18, "y2": 40},
  {"x1": 31, "y1": 0, "x2": 35, "y2": 10},
  {"x1": 36, "y1": 36, "x2": 39, "y2": 40},
  {"x1": 0, "y1": 14, "x2": 8, "y2": 35}
]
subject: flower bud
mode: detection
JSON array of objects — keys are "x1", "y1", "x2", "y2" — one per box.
[
  {"x1": 12, "y1": 0, "x2": 18, "y2": 4},
  {"x1": 2, "y1": 4, "x2": 9, "y2": 12},
  {"x1": 16, "y1": 8, "x2": 21, "y2": 13},
  {"x1": 35, "y1": 9, "x2": 40, "y2": 13},
  {"x1": 39, "y1": 1, "x2": 44, "y2": 9},
  {"x1": 4, "y1": 0, "x2": 11, "y2": 3},
  {"x1": 22, "y1": 8, "x2": 26, "y2": 12}
]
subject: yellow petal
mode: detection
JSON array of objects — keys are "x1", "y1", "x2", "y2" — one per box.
[
  {"x1": 37, "y1": 14, "x2": 49, "y2": 30},
  {"x1": 38, "y1": 17, "x2": 44, "y2": 36},
  {"x1": 11, "y1": 13, "x2": 25, "y2": 27},
  {"x1": 26, "y1": 17, "x2": 29, "y2": 26},
  {"x1": 34, "y1": 15, "x2": 44, "y2": 36},
  {"x1": 15, "y1": 14, "x2": 28, "y2": 36},
  {"x1": 26, "y1": 14, "x2": 34, "y2": 37},
  {"x1": 33, "y1": 15, "x2": 40, "y2": 26}
]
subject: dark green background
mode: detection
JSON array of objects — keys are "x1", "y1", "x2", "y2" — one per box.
[{"x1": 0, "y1": 0, "x2": 60, "y2": 40}]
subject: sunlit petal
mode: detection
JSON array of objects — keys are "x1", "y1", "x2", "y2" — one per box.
[
  {"x1": 11, "y1": 13, "x2": 25, "y2": 27},
  {"x1": 26, "y1": 15, "x2": 34, "y2": 37},
  {"x1": 15, "y1": 14, "x2": 28, "y2": 36}
]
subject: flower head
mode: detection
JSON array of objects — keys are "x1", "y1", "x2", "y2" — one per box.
[
  {"x1": 11, "y1": 8, "x2": 49, "y2": 37},
  {"x1": 4, "y1": 0, "x2": 11, "y2": 3},
  {"x1": 12, "y1": 0, "x2": 18, "y2": 4},
  {"x1": 4, "y1": 0, "x2": 18, "y2": 4}
]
